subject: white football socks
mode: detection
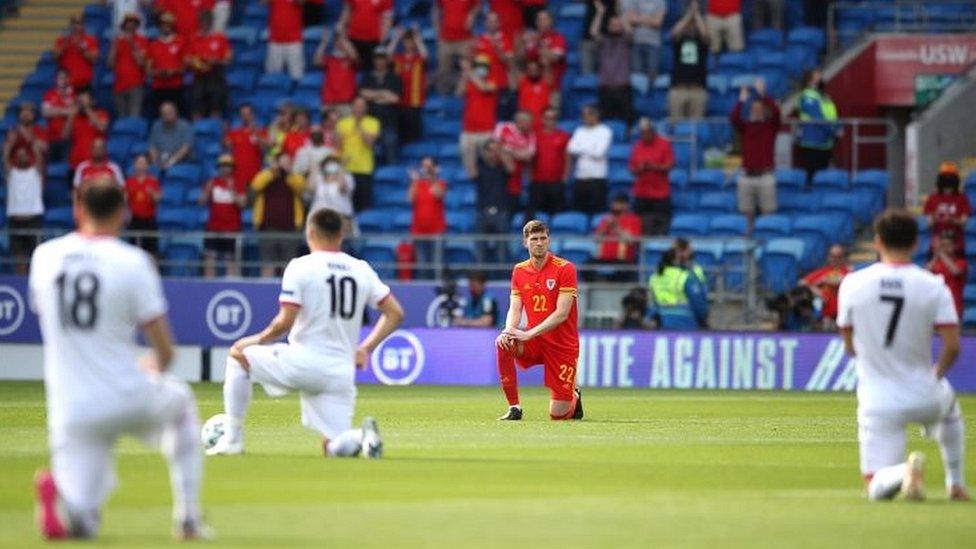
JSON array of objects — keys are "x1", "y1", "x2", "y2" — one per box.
[
  {"x1": 326, "y1": 429, "x2": 364, "y2": 458},
  {"x1": 867, "y1": 463, "x2": 907, "y2": 501},
  {"x1": 161, "y1": 387, "x2": 203, "y2": 523},
  {"x1": 933, "y1": 405, "x2": 966, "y2": 490},
  {"x1": 223, "y1": 357, "x2": 252, "y2": 443}
]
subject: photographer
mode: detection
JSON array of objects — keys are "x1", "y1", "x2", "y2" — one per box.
[
  {"x1": 616, "y1": 287, "x2": 654, "y2": 329},
  {"x1": 431, "y1": 278, "x2": 464, "y2": 328},
  {"x1": 308, "y1": 154, "x2": 356, "y2": 237},
  {"x1": 454, "y1": 271, "x2": 500, "y2": 328},
  {"x1": 767, "y1": 285, "x2": 820, "y2": 332}
]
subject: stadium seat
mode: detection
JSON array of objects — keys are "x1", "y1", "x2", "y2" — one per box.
[
  {"x1": 669, "y1": 214, "x2": 709, "y2": 237},
  {"x1": 571, "y1": 74, "x2": 599, "y2": 92},
  {"x1": 374, "y1": 165, "x2": 408, "y2": 186},
  {"x1": 760, "y1": 238, "x2": 806, "y2": 294},
  {"x1": 670, "y1": 191, "x2": 698, "y2": 213},
  {"x1": 550, "y1": 211, "x2": 589, "y2": 234},
  {"x1": 719, "y1": 240, "x2": 755, "y2": 292},
  {"x1": 192, "y1": 118, "x2": 223, "y2": 141},
  {"x1": 401, "y1": 142, "x2": 438, "y2": 162},
  {"x1": 965, "y1": 307, "x2": 976, "y2": 328},
  {"x1": 444, "y1": 241, "x2": 477, "y2": 266},
  {"x1": 43, "y1": 181, "x2": 72, "y2": 208},
  {"x1": 697, "y1": 192, "x2": 736, "y2": 214},
  {"x1": 787, "y1": 26, "x2": 827, "y2": 52},
  {"x1": 391, "y1": 211, "x2": 413, "y2": 232},
  {"x1": 642, "y1": 239, "x2": 672, "y2": 270},
  {"x1": 357, "y1": 209, "x2": 393, "y2": 233},
  {"x1": 708, "y1": 214, "x2": 748, "y2": 236},
  {"x1": 812, "y1": 168, "x2": 850, "y2": 189},
  {"x1": 852, "y1": 169, "x2": 889, "y2": 191},
  {"x1": 256, "y1": 72, "x2": 293, "y2": 95},
  {"x1": 753, "y1": 215, "x2": 791, "y2": 241},
  {"x1": 688, "y1": 168, "x2": 726, "y2": 191},
  {"x1": 775, "y1": 168, "x2": 807, "y2": 189},
  {"x1": 510, "y1": 211, "x2": 550, "y2": 232},
  {"x1": 165, "y1": 164, "x2": 203, "y2": 187},
  {"x1": 716, "y1": 51, "x2": 755, "y2": 73},
  {"x1": 444, "y1": 187, "x2": 477, "y2": 210},
  {"x1": 778, "y1": 190, "x2": 822, "y2": 214},
  {"x1": 160, "y1": 184, "x2": 187, "y2": 207},
  {"x1": 965, "y1": 284, "x2": 976, "y2": 309},
  {"x1": 445, "y1": 210, "x2": 475, "y2": 233},
  {"x1": 110, "y1": 117, "x2": 148, "y2": 140},
  {"x1": 748, "y1": 28, "x2": 784, "y2": 49},
  {"x1": 820, "y1": 192, "x2": 857, "y2": 218},
  {"x1": 162, "y1": 243, "x2": 202, "y2": 277},
  {"x1": 669, "y1": 168, "x2": 688, "y2": 191},
  {"x1": 361, "y1": 244, "x2": 397, "y2": 279},
  {"x1": 43, "y1": 206, "x2": 74, "y2": 229}
]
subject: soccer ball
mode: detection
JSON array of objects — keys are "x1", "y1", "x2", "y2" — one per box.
[{"x1": 200, "y1": 414, "x2": 229, "y2": 450}]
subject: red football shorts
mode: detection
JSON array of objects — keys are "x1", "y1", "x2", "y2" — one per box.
[{"x1": 514, "y1": 339, "x2": 579, "y2": 401}]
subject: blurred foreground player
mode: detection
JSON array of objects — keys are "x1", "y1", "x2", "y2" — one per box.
[
  {"x1": 496, "y1": 220, "x2": 583, "y2": 421},
  {"x1": 30, "y1": 180, "x2": 209, "y2": 540},
  {"x1": 837, "y1": 209, "x2": 969, "y2": 502},
  {"x1": 209, "y1": 208, "x2": 405, "y2": 458}
]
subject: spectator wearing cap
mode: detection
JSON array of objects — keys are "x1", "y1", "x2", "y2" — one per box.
[
  {"x1": 251, "y1": 153, "x2": 307, "y2": 277},
  {"x1": 337, "y1": 96, "x2": 380, "y2": 211},
  {"x1": 41, "y1": 70, "x2": 75, "y2": 163},
  {"x1": 923, "y1": 161, "x2": 971, "y2": 255},
  {"x1": 148, "y1": 101, "x2": 193, "y2": 172},
  {"x1": 475, "y1": 139, "x2": 515, "y2": 265},
  {"x1": 493, "y1": 111, "x2": 536, "y2": 212},
  {"x1": 458, "y1": 55, "x2": 500, "y2": 179},
  {"x1": 800, "y1": 244, "x2": 851, "y2": 329},
  {"x1": 5, "y1": 103, "x2": 47, "y2": 172},
  {"x1": 928, "y1": 231, "x2": 968, "y2": 318},
  {"x1": 408, "y1": 156, "x2": 447, "y2": 279},
  {"x1": 629, "y1": 117, "x2": 674, "y2": 235},
  {"x1": 391, "y1": 25, "x2": 429, "y2": 144},
  {"x1": 224, "y1": 103, "x2": 269, "y2": 190},
  {"x1": 431, "y1": 0, "x2": 478, "y2": 95},
  {"x1": 705, "y1": 0, "x2": 744, "y2": 54},
  {"x1": 295, "y1": 124, "x2": 337, "y2": 189},
  {"x1": 265, "y1": 0, "x2": 306, "y2": 81},
  {"x1": 567, "y1": 105, "x2": 613, "y2": 215},
  {"x1": 54, "y1": 15, "x2": 99, "y2": 91},
  {"x1": 731, "y1": 79, "x2": 781, "y2": 235},
  {"x1": 189, "y1": 11, "x2": 232, "y2": 119},
  {"x1": 4, "y1": 146, "x2": 44, "y2": 276},
  {"x1": 108, "y1": 13, "x2": 149, "y2": 119},
  {"x1": 593, "y1": 194, "x2": 643, "y2": 282},
  {"x1": 591, "y1": 1, "x2": 636, "y2": 129},
  {"x1": 64, "y1": 91, "x2": 109, "y2": 173},
  {"x1": 314, "y1": 28, "x2": 359, "y2": 115},
  {"x1": 529, "y1": 106, "x2": 570, "y2": 218},
  {"x1": 309, "y1": 155, "x2": 357, "y2": 236},
  {"x1": 668, "y1": 4, "x2": 709, "y2": 120},
  {"x1": 339, "y1": 0, "x2": 393, "y2": 71},
  {"x1": 201, "y1": 154, "x2": 247, "y2": 278},
  {"x1": 124, "y1": 153, "x2": 161, "y2": 256},
  {"x1": 359, "y1": 48, "x2": 403, "y2": 166},
  {"x1": 73, "y1": 138, "x2": 125, "y2": 189},
  {"x1": 147, "y1": 12, "x2": 187, "y2": 116}
]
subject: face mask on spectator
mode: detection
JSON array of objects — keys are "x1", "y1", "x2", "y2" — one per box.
[
  {"x1": 474, "y1": 65, "x2": 489, "y2": 79},
  {"x1": 323, "y1": 162, "x2": 341, "y2": 175}
]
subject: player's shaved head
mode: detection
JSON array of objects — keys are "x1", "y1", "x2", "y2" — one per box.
[
  {"x1": 874, "y1": 209, "x2": 918, "y2": 252},
  {"x1": 308, "y1": 208, "x2": 344, "y2": 241},
  {"x1": 80, "y1": 180, "x2": 125, "y2": 222},
  {"x1": 522, "y1": 220, "x2": 549, "y2": 240}
]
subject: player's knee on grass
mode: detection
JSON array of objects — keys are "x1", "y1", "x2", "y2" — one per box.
[{"x1": 549, "y1": 399, "x2": 575, "y2": 420}]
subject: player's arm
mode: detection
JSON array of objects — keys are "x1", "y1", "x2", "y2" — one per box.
[
  {"x1": 229, "y1": 304, "x2": 300, "y2": 366},
  {"x1": 496, "y1": 294, "x2": 522, "y2": 350},
  {"x1": 509, "y1": 292, "x2": 573, "y2": 341},
  {"x1": 357, "y1": 293, "x2": 405, "y2": 368},
  {"x1": 935, "y1": 324, "x2": 960, "y2": 379},
  {"x1": 840, "y1": 326, "x2": 855, "y2": 357},
  {"x1": 140, "y1": 316, "x2": 176, "y2": 373}
]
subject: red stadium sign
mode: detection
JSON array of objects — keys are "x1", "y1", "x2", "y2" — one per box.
[{"x1": 873, "y1": 34, "x2": 976, "y2": 106}]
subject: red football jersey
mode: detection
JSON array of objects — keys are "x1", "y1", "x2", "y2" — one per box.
[{"x1": 510, "y1": 253, "x2": 579, "y2": 354}]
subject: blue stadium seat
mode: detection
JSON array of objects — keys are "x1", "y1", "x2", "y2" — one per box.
[
  {"x1": 401, "y1": 142, "x2": 438, "y2": 162},
  {"x1": 812, "y1": 168, "x2": 850, "y2": 189},
  {"x1": 374, "y1": 165, "x2": 408, "y2": 186},
  {"x1": 784, "y1": 44, "x2": 817, "y2": 72},
  {"x1": 192, "y1": 119, "x2": 223, "y2": 141},
  {"x1": 716, "y1": 51, "x2": 755, "y2": 73},
  {"x1": 609, "y1": 166, "x2": 634, "y2": 186},
  {"x1": 964, "y1": 284, "x2": 976, "y2": 309},
  {"x1": 688, "y1": 168, "x2": 726, "y2": 191},
  {"x1": 445, "y1": 187, "x2": 477, "y2": 209},
  {"x1": 778, "y1": 190, "x2": 822, "y2": 214},
  {"x1": 708, "y1": 214, "x2": 748, "y2": 236},
  {"x1": 106, "y1": 137, "x2": 131, "y2": 164},
  {"x1": 697, "y1": 192, "x2": 736, "y2": 214},
  {"x1": 361, "y1": 244, "x2": 397, "y2": 279},
  {"x1": 111, "y1": 117, "x2": 148, "y2": 139},
  {"x1": 356, "y1": 209, "x2": 393, "y2": 233},
  {"x1": 820, "y1": 192, "x2": 857, "y2": 218},
  {"x1": 438, "y1": 143, "x2": 461, "y2": 163},
  {"x1": 236, "y1": 48, "x2": 266, "y2": 70},
  {"x1": 671, "y1": 191, "x2": 698, "y2": 212},
  {"x1": 787, "y1": 27, "x2": 826, "y2": 52},
  {"x1": 162, "y1": 244, "x2": 202, "y2": 277},
  {"x1": 608, "y1": 143, "x2": 631, "y2": 163},
  {"x1": 775, "y1": 168, "x2": 807, "y2": 189},
  {"x1": 748, "y1": 28, "x2": 784, "y2": 49},
  {"x1": 446, "y1": 210, "x2": 475, "y2": 233},
  {"x1": 165, "y1": 164, "x2": 203, "y2": 187},
  {"x1": 511, "y1": 211, "x2": 550, "y2": 232},
  {"x1": 852, "y1": 169, "x2": 889, "y2": 190},
  {"x1": 550, "y1": 211, "x2": 589, "y2": 234},
  {"x1": 256, "y1": 72, "x2": 292, "y2": 95},
  {"x1": 606, "y1": 120, "x2": 628, "y2": 142},
  {"x1": 642, "y1": 239, "x2": 672, "y2": 270},
  {"x1": 160, "y1": 183, "x2": 187, "y2": 207},
  {"x1": 43, "y1": 182, "x2": 72, "y2": 208},
  {"x1": 43, "y1": 207, "x2": 74, "y2": 229},
  {"x1": 296, "y1": 72, "x2": 323, "y2": 92},
  {"x1": 669, "y1": 168, "x2": 688, "y2": 191},
  {"x1": 444, "y1": 242, "x2": 477, "y2": 265},
  {"x1": 964, "y1": 307, "x2": 976, "y2": 328},
  {"x1": 391, "y1": 211, "x2": 413, "y2": 232},
  {"x1": 753, "y1": 214, "x2": 791, "y2": 241},
  {"x1": 426, "y1": 118, "x2": 461, "y2": 139},
  {"x1": 373, "y1": 185, "x2": 409, "y2": 208},
  {"x1": 570, "y1": 74, "x2": 599, "y2": 93},
  {"x1": 760, "y1": 238, "x2": 805, "y2": 293},
  {"x1": 669, "y1": 214, "x2": 709, "y2": 237},
  {"x1": 226, "y1": 26, "x2": 258, "y2": 47}
]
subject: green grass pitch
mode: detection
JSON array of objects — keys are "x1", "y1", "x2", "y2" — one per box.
[{"x1": 0, "y1": 382, "x2": 973, "y2": 548}]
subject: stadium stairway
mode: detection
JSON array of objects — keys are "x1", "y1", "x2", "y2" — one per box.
[{"x1": 0, "y1": 0, "x2": 90, "y2": 114}]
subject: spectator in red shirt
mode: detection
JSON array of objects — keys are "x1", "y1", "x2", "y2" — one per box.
[
  {"x1": 200, "y1": 154, "x2": 247, "y2": 278},
  {"x1": 224, "y1": 103, "x2": 269, "y2": 188},
  {"x1": 391, "y1": 25, "x2": 429, "y2": 144},
  {"x1": 408, "y1": 156, "x2": 447, "y2": 279},
  {"x1": 53, "y1": 16, "x2": 98, "y2": 91},
  {"x1": 282, "y1": 108, "x2": 311, "y2": 158},
  {"x1": 125, "y1": 153, "x2": 162, "y2": 256},
  {"x1": 314, "y1": 28, "x2": 359, "y2": 114},
  {"x1": 339, "y1": 0, "x2": 393, "y2": 71},
  {"x1": 800, "y1": 244, "x2": 851, "y2": 328},
  {"x1": 63, "y1": 91, "x2": 109, "y2": 171},
  {"x1": 517, "y1": 59, "x2": 553, "y2": 131},
  {"x1": 265, "y1": 0, "x2": 306, "y2": 81},
  {"x1": 522, "y1": 0, "x2": 547, "y2": 31},
  {"x1": 493, "y1": 111, "x2": 536, "y2": 212},
  {"x1": 472, "y1": 12, "x2": 516, "y2": 101},
  {"x1": 155, "y1": 0, "x2": 215, "y2": 41},
  {"x1": 629, "y1": 117, "x2": 674, "y2": 235},
  {"x1": 108, "y1": 13, "x2": 149, "y2": 119},
  {"x1": 458, "y1": 55, "x2": 500, "y2": 179},
  {"x1": 529, "y1": 107, "x2": 570, "y2": 217},
  {"x1": 147, "y1": 12, "x2": 187, "y2": 116},
  {"x1": 705, "y1": 0, "x2": 744, "y2": 54},
  {"x1": 73, "y1": 138, "x2": 125, "y2": 189},
  {"x1": 432, "y1": 0, "x2": 478, "y2": 95},
  {"x1": 188, "y1": 11, "x2": 232, "y2": 119},
  {"x1": 524, "y1": 10, "x2": 568, "y2": 103},
  {"x1": 5, "y1": 103, "x2": 47, "y2": 169},
  {"x1": 41, "y1": 70, "x2": 75, "y2": 162},
  {"x1": 928, "y1": 231, "x2": 968, "y2": 317},
  {"x1": 923, "y1": 161, "x2": 971, "y2": 255},
  {"x1": 489, "y1": 0, "x2": 523, "y2": 40},
  {"x1": 730, "y1": 79, "x2": 780, "y2": 234},
  {"x1": 593, "y1": 194, "x2": 643, "y2": 281}
]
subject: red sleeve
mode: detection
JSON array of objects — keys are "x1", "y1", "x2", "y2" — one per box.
[
  {"x1": 730, "y1": 101, "x2": 743, "y2": 128},
  {"x1": 382, "y1": 0, "x2": 393, "y2": 10},
  {"x1": 922, "y1": 195, "x2": 936, "y2": 214},
  {"x1": 961, "y1": 196, "x2": 972, "y2": 216},
  {"x1": 558, "y1": 262, "x2": 578, "y2": 296},
  {"x1": 510, "y1": 268, "x2": 521, "y2": 297},
  {"x1": 88, "y1": 36, "x2": 100, "y2": 54}
]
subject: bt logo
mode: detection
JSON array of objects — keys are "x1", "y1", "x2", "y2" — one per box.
[
  {"x1": 205, "y1": 290, "x2": 252, "y2": 341},
  {"x1": 371, "y1": 330, "x2": 425, "y2": 385},
  {"x1": 0, "y1": 285, "x2": 26, "y2": 336}
]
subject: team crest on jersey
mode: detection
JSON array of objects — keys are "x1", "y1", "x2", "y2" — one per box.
[{"x1": 546, "y1": 279, "x2": 556, "y2": 290}]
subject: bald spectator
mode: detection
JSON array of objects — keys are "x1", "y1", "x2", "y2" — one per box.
[
  {"x1": 73, "y1": 138, "x2": 124, "y2": 189},
  {"x1": 629, "y1": 117, "x2": 674, "y2": 235},
  {"x1": 53, "y1": 15, "x2": 98, "y2": 91},
  {"x1": 801, "y1": 244, "x2": 851, "y2": 329},
  {"x1": 149, "y1": 101, "x2": 193, "y2": 172}
]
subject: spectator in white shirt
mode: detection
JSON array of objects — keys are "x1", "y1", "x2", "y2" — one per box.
[
  {"x1": 294, "y1": 124, "x2": 336, "y2": 188},
  {"x1": 308, "y1": 155, "x2": 357, "y2": 236},
  {"x1": 4, "y1": 147, "x2": 44, "y2": 275},
  {"x1": 567, "y1": 105, "x2": 613, "y2": 214}
]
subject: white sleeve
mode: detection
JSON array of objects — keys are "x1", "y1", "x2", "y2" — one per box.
[
  {"x1": 279, "y1": 260, "x2": 303, "y2": 306},
  {"x1": 111, "y1": 163, "x2": 125, "y2": 187},
  {"x1": 27, "y1": 245, "x2": 45, "y2": 313},
  {"x1": 133, "y1": 254, "x2": 168, "y2": 325},
  {"x1": 835, "y1": 277, "x2": 853, "y2": 329},
  {"x1": 72, "y1": 164, "x2": 83, "y2": 188},
  {"x1": 363, "y1": 262, "x2": 392, "y2": 308},
  {"x1": 935, "y1": 283, "x2": 959, "y2": 326}
]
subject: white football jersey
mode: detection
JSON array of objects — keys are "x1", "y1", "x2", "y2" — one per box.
[
  {"x1": 278, "y1": 251, "x2": 391, "y2": 374},
  {"x1": 836, "y1": 262, "x2": 958, "y2": 412},
  {"x1": 28, "y1": 233, "x2": 167, "y2": 427}
]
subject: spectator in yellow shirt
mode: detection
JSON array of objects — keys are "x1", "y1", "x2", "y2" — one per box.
[{"x1": 337, "y1": 95, "x2": 380, "y2": 211}]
